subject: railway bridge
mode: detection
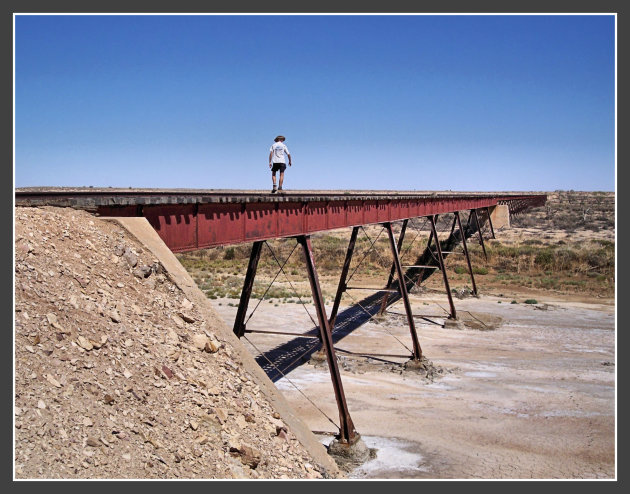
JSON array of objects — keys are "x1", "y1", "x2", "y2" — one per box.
[{"x1": 15, "y1": 187, "x2": 546, "y2": 449}]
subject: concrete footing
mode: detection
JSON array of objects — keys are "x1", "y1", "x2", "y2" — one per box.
[
  {"x1": 327, "y1": 434, "x2": 371, "y2": 471},
  {"x1": 403, "y1": 357, "x2": 430, "y2": 372},
  {"x1": 443, "y1": 318, "x2": 466, "y2": 330},
  {"x1": 309, "y1": 348, "x2": 327, "y2": 365}
]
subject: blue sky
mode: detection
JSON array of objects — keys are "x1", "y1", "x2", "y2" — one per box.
[{"x1": 14, "y1": 14, "x2": 615, "y2": 191}]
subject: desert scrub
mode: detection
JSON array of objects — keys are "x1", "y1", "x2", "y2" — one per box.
[
  {"x1": 486, "y1": 240, "x2": 614, "y2": 277},
  {"x1": 562, "y1": 280, "x2": 586, "y2": 287},
  {"x1": 551, "y1": 248, "x2": 579, "y2": 271},
  {"x1": 177, "y1": 228, "x2": 614, "y2": 299},
  {"x1": 538, "y1": 277, "x2": 559, "y2": 289},
  {"x1": 493, "y1": 273, "x2": 515, "y2": 281},
  {"x1": 596, "y1": 239, "x2": 614, "y2": 248}
]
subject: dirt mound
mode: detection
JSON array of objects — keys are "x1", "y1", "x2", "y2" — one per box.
[
  {"x1": 457, "y1": 311, "x2": 503, "y2": 331},
  {"x1": 14, "y1": 206, "x2": 334, "y2": 479},
  {"x1": 309, "y1": 351, "x2": 450, "y2": 383}
]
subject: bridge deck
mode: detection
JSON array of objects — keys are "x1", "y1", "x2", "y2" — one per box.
[
  {"x1": 15, "y1": 187, "x2": 546, "y2": 252},
  {"x1": 15, "y1": 187, "x2": 545, "y2": 202}
]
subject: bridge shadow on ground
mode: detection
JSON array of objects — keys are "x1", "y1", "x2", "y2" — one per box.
[
  {"x1": 253, "y1": 216, "x2": 482, "y2": 382},
  {"x1": 254, "y1": 290, "x2": 402, "y2": 382}
]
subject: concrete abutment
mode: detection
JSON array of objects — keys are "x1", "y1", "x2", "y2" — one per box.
[{"x1": 489, "y1": 204, "x2": 510, "y2": 229}]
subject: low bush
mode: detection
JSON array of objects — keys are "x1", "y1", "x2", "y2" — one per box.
[{"x1": 534, "y1": 249, "x2": 555, "y2": 269}]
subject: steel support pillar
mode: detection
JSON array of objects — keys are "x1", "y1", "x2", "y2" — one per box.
[
  {"x1": 329, "y1": 226, "x2": 360, "y2": 329},
  {"x1": 486, "y1": 206, "x2": 496, "y2": 239},
  {"x1": 233, "y1": 241, "x2": 264, "y2": 338},
  {"x1": 383, "y1": 222, "x2": 423, "y2": 360},
  {"x1": 297, "y1": 235, "x2": 358, "y2": 445},
  {"x1": 429, "y1": 215, "x2": 457, "y2": 319},
  {"x1": 378, "y1": 219, "x2": 408, "y2": 315},
  {"x1": 449, "y1": 213, "x2": 458, "y2": 236},
  {"x1": 426, "y1": 212, "x2": 440, "y2": 259},
  {"x1": 471, "y1": 209, "x2": 488, "y2": 261},
  {"x1": 426, "y1": 213, "x2": 439, "y2": 249},
  {"x1": 455, "y1": 211, "x2": 478, "y2": 296}
]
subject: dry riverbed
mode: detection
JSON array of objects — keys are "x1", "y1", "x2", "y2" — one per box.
[{"x1": 210, "y1": 290, "x2": 615, "y2": 479}]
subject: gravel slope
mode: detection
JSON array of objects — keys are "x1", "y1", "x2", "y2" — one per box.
[{"x1": 14, "y1": 206, "x2": 336, "y2": 479}]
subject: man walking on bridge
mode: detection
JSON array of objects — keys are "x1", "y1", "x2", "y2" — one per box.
[{"x1": 269, "y1": 135, "x2": 292, "y2": 193}]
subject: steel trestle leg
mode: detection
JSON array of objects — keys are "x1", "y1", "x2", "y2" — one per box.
[
  {"x1": 384, "y1": 222, "x2": 423, "y2": 360},
  {"x1": 486, "y1": 206, "x2": 496, "y2": 239},
  {"x1": 233, "y1": 241, "x2": 264, "y2": 338},
  {"x1": 455, "y1": 211, "x2": 478, "y2": 296},
  {"x1": 449, "y1": 214, "x2": 458, "y2": 236},
  {"x1": 379, "y1": 219, "x2": 408, "y2": 316},
  {"x1": 329, "y1": 226, "x2": 360, "y2": 329},
  {"x1": 297, "y1": 235, "x2": 358, "y2": 445},
  {"x1": 471, "y1": 209, "x2": 488, "y2": 261},
  {"x1": 429, "y1": 215, "x2": 457, "y2": 319},
  {"x1": 425, "y1": 214, "x2": 438, "y2": 251}
]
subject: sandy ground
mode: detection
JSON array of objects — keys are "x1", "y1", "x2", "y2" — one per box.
[{"x1": 210, "y1": 290, "x2": 615, "y2": 479}]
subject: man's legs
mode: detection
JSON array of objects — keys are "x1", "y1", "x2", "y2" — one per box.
[
  {"x1": 271, "y1": 171, "x2": 277, "y2": 192},
  {"x1": 278, "y1": 171, "x2": 285, "y2": 189}
]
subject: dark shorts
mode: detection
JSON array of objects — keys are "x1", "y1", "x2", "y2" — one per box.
[{"x1": 271, "y1": 162, "x2": 286, "y2": 172}]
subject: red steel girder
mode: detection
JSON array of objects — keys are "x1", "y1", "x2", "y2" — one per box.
[
  {"x1": 14, "y1": 188, "x2": 546, "y2": 252},
  {"x1": 124, "y1": 196, "x2": 509, "y2": 252},
  {"x1": 167, "y1": 197, "x2": 502, "y2": 252}
]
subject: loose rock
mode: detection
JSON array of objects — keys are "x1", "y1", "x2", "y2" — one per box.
[{"x1": 14, "y1": 206, "x2": 335, "y2": 480}]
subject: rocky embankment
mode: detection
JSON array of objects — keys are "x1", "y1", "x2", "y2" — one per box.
[{"x1": 14, "y1": 206, "x2": 336, "y2": 479}]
